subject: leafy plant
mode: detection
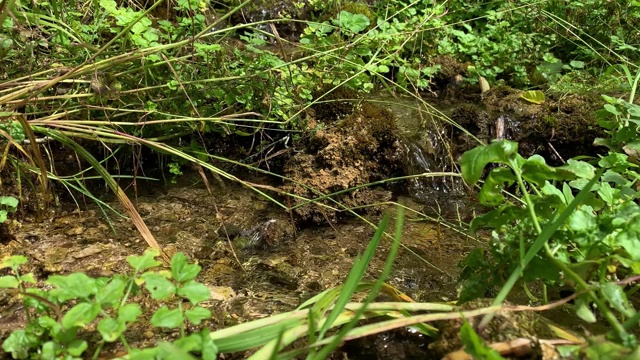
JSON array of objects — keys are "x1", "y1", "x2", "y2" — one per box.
[
  {"x1": 1, "y1": 249, "x2": 216, "y2": 359},
  {"x1": 0, "y1": 196, "x2": 18, "y2": 223},
  {"x1": 457, "y1": 137, "x2": 640, "y2": 344}
]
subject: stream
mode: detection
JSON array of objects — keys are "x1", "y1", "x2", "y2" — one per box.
[{"x1": 0, "y1": 90, "x2": 601, "y2": 358}]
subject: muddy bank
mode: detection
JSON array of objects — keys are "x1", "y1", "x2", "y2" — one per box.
[
  {"x1": 449, "y1": 87, "x2": 606, "y2": 164},
  {"x1": 283, "y1": 101, "x2": 404, "y2": 223},
  {"x1": 0, "y1": 177, "x2": 468, "y2": 357}
]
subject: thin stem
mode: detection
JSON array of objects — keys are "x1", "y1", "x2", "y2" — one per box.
[{"x1": 543, "y1": 243, "x2": 627, "y2": 337}]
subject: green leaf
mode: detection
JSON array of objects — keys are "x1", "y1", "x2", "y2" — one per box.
[
  {"x1": 521, "y1": 155, "x2": 574, "y2": 185},
  {"x1": 185, "y1": 306, "x2": 212, "y2": 325},
  {"x1": 177, "y1": 281, "x2": 210, "y2": 304},
  {"x1": 597, "y1": 182, "x2": 616, "y2": 205},
  {"x1": 174, "y1": 334, "x2": 202, "y2": 352},
  {"x1": 601, "y1": 282, "x2": 634, "y2": 318},
  {"x1": 617, "y1": 229, "x2": 640, "y2": 261},
  {"x1": 127, "y1": 248, "x2": 161, "y2": 273},
  {"x1": 98, "y1": 317, "x2": 126, "y2": 342},
  {"x1": 520, "y1": 90, "x2": 545, "y2": 104},
  {"x1": 67, "y1": 339, "x2": 88, "y2": 356},
  {"x1": 575, "y1": 296, "x2": 597, "y2": 323},
  {"x1": 569, "y1": 60, "x2": 585, "y2": 69},
  {"x1": 200, "y1": 329, "x2": 218, "y2": 360},
  {"x1": 151, "y1": 306, "x2": 183, "y2": 328},
  {"x1": 171, "y1": 253, "x2": 201, "y2": 282},
  {"x1": 566, "y1": 207, "x2": 597, "y2": 233},
  {"x1": 0, "y1": 196, "x2": 18, "y2": 208},
  {"x1": 376, "y1": 64, "x2": 390, "y2": 73},
  {"x1": 118, "y1": 303, "x2": 142, "y2": 323},
  {"x1": 459, "y1": 140, "x2": 519, "y2": 184},
  {"x1": 459, "y1": 320, "x2": 505, "y2": 359},
  {"x1": 62, "y1": 302, "x2": 101, "y2": 329},
  {"x1": 95, "y1": 277, "x2": 126, "y2": 307},
  {"x1": 0, "y1": 255, "x2": 27, "y2": 269},
  {"x1": 562, "y1": 159, "x2": 596, "y2": 179},
  {"x1": 604, "y1": 104, "x2": 621, "y2": 115},
  {"x1": 143, "y1": 272, "x2": 176, "y2": 300},
  {"x1": 478, "y1": 167, "x2": 515, "y2": 206},
  {"x1": 41, "y1": 341, "x2": 58, "y2": 359},
  {"x1": 0, "y1": 275, "x2": 19, "y2": 288},
  {"x1": 1, "y1": 330, "x2": 40, "y2": 359},
  {"x1": 541, "y1": 181, "x2": 566, "y2": 204},
  {"x1": 128, "y1": 348, "x2": 161, "y2": 360},
  {"x1": 20, "y1": 273, "x2": 35, "y2": 284},
  {"x1": 337, "y1": 11, "x2": 370, "y2": 33},
  {"x1": 47, "y1": 273, "x2": 97, "y2": 301}
]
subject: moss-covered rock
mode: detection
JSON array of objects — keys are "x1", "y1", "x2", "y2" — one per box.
[
  {"x1": 283, "y1": 102, "x2": 403, "y2": 223},
  {"x1": 449, "y1": 86, "x2": 606, "y2": 164}
]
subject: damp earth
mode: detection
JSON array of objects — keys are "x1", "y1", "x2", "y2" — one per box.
[{"x1": 0, "y1": 91, "x2": 606, "y2": 359}]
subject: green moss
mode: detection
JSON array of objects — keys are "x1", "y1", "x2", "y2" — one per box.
[{"x1": 542, "y1": 115, "x2": 558, "y2": 127}]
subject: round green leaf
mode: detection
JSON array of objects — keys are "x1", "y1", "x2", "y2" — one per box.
[
  {"x1": 62, "y1": 303, "x2": 101, "y2": 329},
  {"x1": 67, "y1": 339, "x2": 88, "y2": 356},
  {"x1": 185, "y1": 306, "x2": 211, "y2": 325},
  {"x1": 0, "y1": 275, "x2": 19, "y2": 288},
  {"x1": 118, "y1": 303, "x2": 142, "y2": 323},
  {"x1": 98, "y1": 317, "x2": 126, "y2": 342},
  {"x1": 170, "y1": 253, "x2": 201, "y2": 282},
  {"x1": 47, "y1": 273, "x2": 98, "y2": 301},
  {"x1": 143, "y1": 273, "x2": 176, "y2": 300},
  {"x1": 177, "y1": 281, "x2": 211, "y2": 305},
  {"x1": 95, "y1": 277, "x2": 126, "y2": 307},
  {"x1": 151, "y1": 306, "x2": 183, "y2": 328}
]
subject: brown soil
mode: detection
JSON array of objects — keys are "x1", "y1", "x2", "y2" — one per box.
[
  {"x1": 283, "y1": 102, "x2": 404, "y2": 223},
  {"x1": 448, "y1": 86, "x2": 606, "y2": 164},
  {"x1": 0, "y1": 175, "x2": 469, "y2": 359}
]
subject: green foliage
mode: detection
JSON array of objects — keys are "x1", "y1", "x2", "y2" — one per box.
[
  {"x1": 0, "y1": 116, "x2": 25, "y2": 144},
  {"x1": 0, "y1": 250, "x2": 215, "y2": 359},
  {"x1": 0, "y1": 196, "x2": 18, "y2": 223},
  {"x1": 457, "y1": 68, "x2": 640, "y2": 346}
]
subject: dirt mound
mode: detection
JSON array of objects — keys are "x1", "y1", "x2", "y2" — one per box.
[
  {"x1": 449, "y1": 86, "x2": 606, "y2": 164},
  {"x1": 283, "y1": 102, "x2": 404, "y2": 223}
]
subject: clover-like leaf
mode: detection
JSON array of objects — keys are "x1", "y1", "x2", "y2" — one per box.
[
  {"x1": 98, "y1": 317, "x2": 126, "y2": 342},
  {"x1": 62, "y1": 303, "x2": 101, "y2": 329},
  {"x1": 47, "y1": 273, "x2": 97, "y2": 301},
  {"x1": 1, "y1": 330, "x2": 40, "y2": 359},
  {"x1": 177, "y1": 281, "x2": 210, "y2": 305},
  {"x1": 337, "y1": 11, "x2": 370, "y2": 33},
  {"x1": 151, "y1": 306, "x2": 183, "y2": 328},
  {"x1": 142, "y1": 272, "x2": 176, "y2": 300},
  {"x1": 171, "y1": 253, "x2": 201, "y2": 283},
  {"x1": 127, "y1": 248, "x2": 161, "y2": 273},
  {"x1": 185, "y1": 306, "x2": 211, "y2": 325}
]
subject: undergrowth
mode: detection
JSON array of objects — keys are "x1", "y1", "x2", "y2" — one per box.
[{"x1": 1, "y1": 0, "x2": 640, "y2": 358}]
